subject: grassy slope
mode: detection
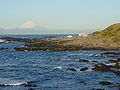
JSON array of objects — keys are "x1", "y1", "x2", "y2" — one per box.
[
  {"x1": 92, "y1": 23, "x2": 120, "y2": 44},
  {"x1": 94, "y1": 23, "x2": 120, "y2": 36}
]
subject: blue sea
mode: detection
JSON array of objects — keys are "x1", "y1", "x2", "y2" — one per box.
[{"x1": 0, "y1": 34, "x2": 120, "y2": 90}]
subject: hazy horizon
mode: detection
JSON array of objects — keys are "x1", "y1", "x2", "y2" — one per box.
[{"x1": 0, "y1": 0, "x2": 120, "y2": 34}]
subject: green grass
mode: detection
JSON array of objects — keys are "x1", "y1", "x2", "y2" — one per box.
[{"x1": 92, "y1": 23, "x2": 120, "y2": 45}]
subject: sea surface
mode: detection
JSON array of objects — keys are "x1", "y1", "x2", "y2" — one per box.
[{"x1": 0, "y1": 34, "x2": 120, "y2": 90}]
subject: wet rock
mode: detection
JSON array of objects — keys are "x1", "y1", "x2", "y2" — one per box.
[
  {"x1": 100, "y1": 52, "x2": 120, "y2": 57},
  {"x1": 107, "y1": 63, "x2": 120, "y2": 69},
  {"x1": 0, "y1": 84, "x2": 6, "y2": 86},
  {"x1": 79, "y1": 59, "x2": 89, "y2": 63},
  {"x1": 109, "y1": 58, "x2": 120, "y2": 63},
  {"x1": 101, "y1": 58, "x2": 120, "y2": 75},
  {"x1": 0, "y1": 48, "x2": 8, "y2": 51},
  {"x1": 66, "y1": 68, "x2": 77, "y2": 71},
  {"x1": 80, "y1": 67, "x2": 88, "y2": 71},
  {"x1": 91, "y1": 60, "x2": 98, "y2": 63},
  {"x1": 93, "y1": 62, "x2": 120, "y2": 76},
  {"x1": 93, "y1": 63, "x2": 110, "y2": 71},
  {"x1": 24, "y1": 82, "x2": 37, "y2": 87},
  {"x1": 99, "y1": 81, "x2": 113, "y2": 85},
  {"x1": 28, "y1": 88, "x2": 34, "y2": 90},
  {"x1": 25, "y1": 84, "x2": 33, "y2": 87},
  {"x1": 113, "y1": 63, "x2": 120, "y2": 69}
]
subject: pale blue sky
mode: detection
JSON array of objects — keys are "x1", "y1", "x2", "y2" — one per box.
[{"x1": 0, "y1": 0, "x2": 120, "y2": 31}]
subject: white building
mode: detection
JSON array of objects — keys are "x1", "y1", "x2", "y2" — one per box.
[
  {"x1": 78, "y1": 33, "x2": 89, "y2": 37},
  {"x1": 67, "y1": 35, "x2": 72, "y2": 38}
]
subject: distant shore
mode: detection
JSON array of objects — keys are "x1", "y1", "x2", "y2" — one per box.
[{"x1": 1, "y1": 23, "x2": 120, "y2": 51}]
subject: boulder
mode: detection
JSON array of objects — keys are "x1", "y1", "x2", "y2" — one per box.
[
  {"x1": 28, "y1": 88, "x2": 34, "y2": 90},
  {"x1": 80, "y1": 67, "x2": 88, "y2": 71},
  {"x1": 24, "y1": 82, "x2": 37, "y2": 87},
  {"x1": 79, "y1": 59, "x2": 89, "y2": 63},
  {"x1": 99, "y1": 81, "x2": 113, "y2": 85},
  {"x1": 109, "y1": 58, "x2": 120, "y2": 63},
  {"x1": 100, "y1": 52, "x2": 120, "y2": 57},
  {"x1": 66, "y1": 68, "x2": 77, "y2": 72},
  {"x1": 93, "y1": 63, "x2": 110, "y2": 71}
]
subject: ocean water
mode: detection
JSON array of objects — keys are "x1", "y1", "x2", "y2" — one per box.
[
  {"x1": 0, "y1": 35, "x2": 120, "y2": 90},
  {"x1": 0, "y1": 34, "x2": 77, "y2": 39}
]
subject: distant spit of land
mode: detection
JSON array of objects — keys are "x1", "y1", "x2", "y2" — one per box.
[{"x1": 1, "y1": 23, "x2": 120, "y2": 51}]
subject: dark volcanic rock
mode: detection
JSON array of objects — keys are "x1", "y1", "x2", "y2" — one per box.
[
  {"x1": 66, "y1": 68, "x2": 77, "y2": 72},
  {"x1": 92, "y1": 61, "x2": 120, "y2": 76},
  {"x1": 113, "y1": 63, "x2": 120, "y2": 69},
  {"x1": 99, "y1": 81, "x2": 113, "y2": 85},
  {"x1": 93, "y1": 63, "x2": 110, "y2": 71},
  {"x1": 109, "y1": 58, "x2": 120, "y2": 63},
  {"x1": 108, "y1": 58, "x2": 120, "y2": 75},
  {"x1": 80, "y1": 67, "x2": 88, "y2": 71},
  {"x1": 24, "y1": 82, "x2": 37, "y2": 87},
  {"x1": 79, "y1": 59, "x2": 89, "y2": 63},
  {"x1": 28, "y1": 88, "x2": 34, "y2": 90},
  {"x1": 91, "y1": 60, "x2": 98, "y2": 63},
  {"x1": 0, "y1": 48, "x2": 8, "y2": 51},
  {"x1": 25, "y1": 83, "x2": 33, "y2": 87},
  {"x1": 101, "y1": 52, "x2": 120, "y2": 57}
]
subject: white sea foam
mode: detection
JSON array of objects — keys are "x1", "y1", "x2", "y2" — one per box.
[
  {"x1": 0, "y1": 78, "x2": 26, "y2": 86},
  {"x1": 53, "y1": 66, "x2": 62, "y2": 70},
  {"x1": 3, "y1": 82, "x2": 25, "y2": 86},
  {"x1": 0, "y1": 39, "x2": 5, "y2": 43}
]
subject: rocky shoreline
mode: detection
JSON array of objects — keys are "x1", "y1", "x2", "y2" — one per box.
[
  {"x1": 1, "y1": 36, "x2": 119, "y2": 51},
  {"x1": 0, "y1": 35, "x2": 120, "y2": 52}
]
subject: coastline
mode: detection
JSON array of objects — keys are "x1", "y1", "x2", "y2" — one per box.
[
  {"x1": 0, "y1": 35, "x2": 120, "y2": 51},
  {"x1": 0, "y1": 23, "x2": 120, "y2": 51}
]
